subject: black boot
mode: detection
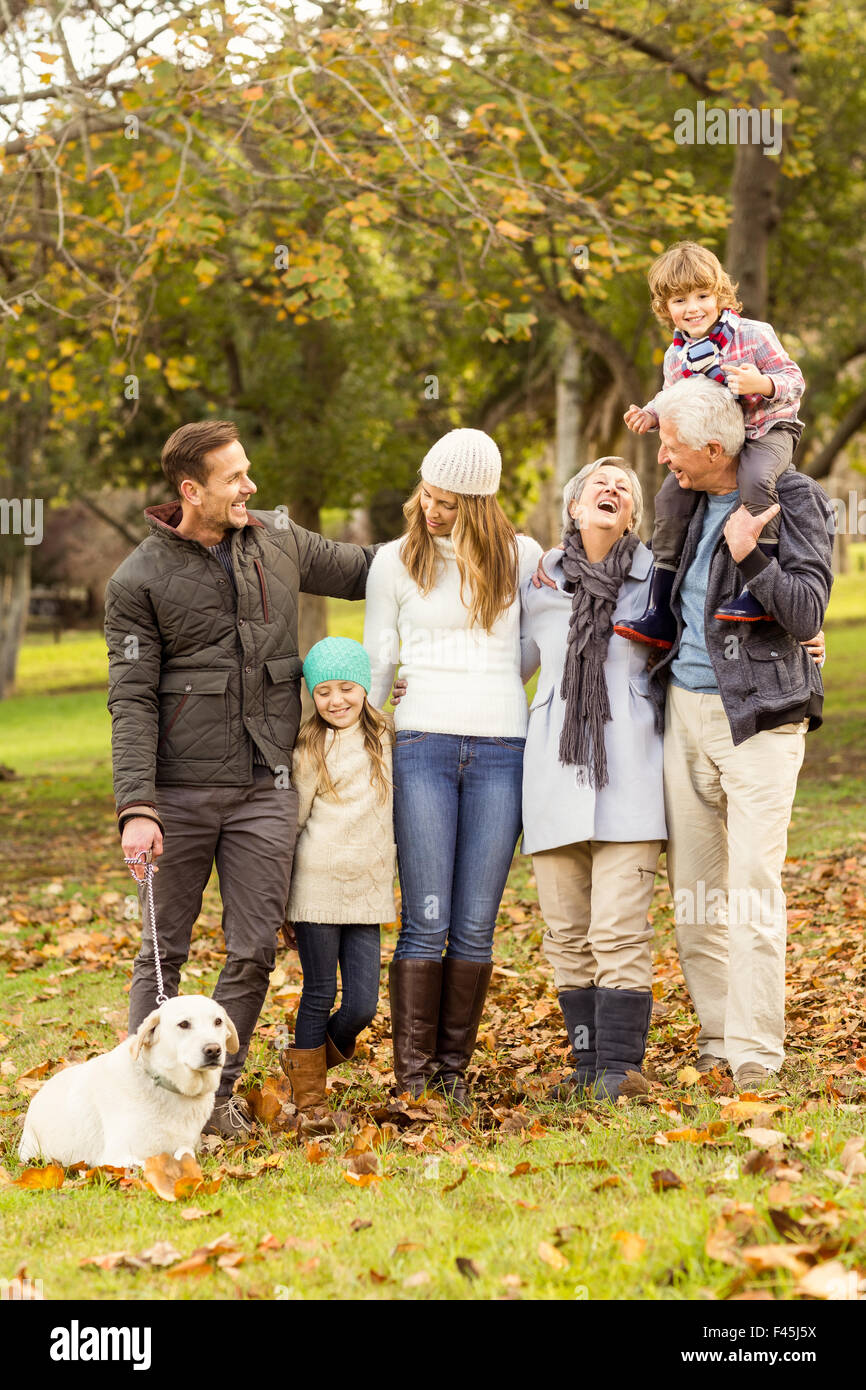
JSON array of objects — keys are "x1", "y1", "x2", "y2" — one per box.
[
  {"x1": 592, "y1": 987, "x2": 653, "y2": 1101},
  {"x1": 613, "y1": 567, "x2": 677, "y2": 649},
  {"x1": 549, "y1": 987, "x2": 596, "y2": 1099},
  {"x1": 714, "y1": 543, "x2": 775, "y2": 622},
  {"x1": 388, "y1": 960, "x2": 443, "y2": 1099},
  {"x1": 431, "y1": 959, "x2": 492, "y2": 1110}
]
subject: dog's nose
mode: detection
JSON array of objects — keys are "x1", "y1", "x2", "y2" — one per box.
[{"x1": 203, "y1": 1045, "x2": 222, "y2": 1063}]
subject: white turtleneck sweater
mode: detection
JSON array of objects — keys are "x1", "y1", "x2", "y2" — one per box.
[{"x1": 363, "y1": 533, "x2": 543, "y2": 737}]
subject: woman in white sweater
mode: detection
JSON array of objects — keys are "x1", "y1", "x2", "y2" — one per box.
[{"x1": 364, "y1": 429, "x2": 542, "y2": 1106}]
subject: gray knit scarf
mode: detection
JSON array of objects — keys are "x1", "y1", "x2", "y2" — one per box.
[{"x1": 558, "y1": 527, "x2": 640, "y2": 788}]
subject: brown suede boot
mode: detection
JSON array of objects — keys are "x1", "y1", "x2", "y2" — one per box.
[
  {"x1": 388, "y1": 959, "x2": 443, "y2": 1099},
  {"x1": 279, "y1": 1044, "x2": 328, "y2": 1110},
  {"x1": 432, "y1": 959, "x2": 493, "y2": 1109}
]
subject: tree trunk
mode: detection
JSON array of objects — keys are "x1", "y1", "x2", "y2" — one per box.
[
  {"x1": 724, "y1": 1, "x2": 797, "y2": 319},
  {"x1": 0, "y1": 544, "x2": 31, "y2": 696}
]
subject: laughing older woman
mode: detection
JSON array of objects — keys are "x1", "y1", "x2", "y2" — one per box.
[{"x1": 520, "y1": 457, "x2": 666, "y2": 1100}]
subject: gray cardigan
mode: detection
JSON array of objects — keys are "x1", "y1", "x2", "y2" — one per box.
[
  {"x1": 648, "y1": 470, "x2": 834, "y2": 746},
  {"x1": 519, "y1": 541, "x2": 667, "y2": 855}
]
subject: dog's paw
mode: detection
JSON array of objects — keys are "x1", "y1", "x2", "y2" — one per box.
[{"x1": 172, "y1": 1146, "x2": 196, "y2": 1162}]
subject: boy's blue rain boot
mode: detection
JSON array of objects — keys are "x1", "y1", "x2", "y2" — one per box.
[
  {"x1": 549, "y1": 986, "x2": 597, "y2": 1100},
  {"x1": 591, "y1": 987, "x2": 653, "y2": 1101},
  {"x1": 714, "y1": 543, "x2": 775, "y2": 622},
  {"x1": 613, "y1": 566, "x2": 677, "y2": 649}
]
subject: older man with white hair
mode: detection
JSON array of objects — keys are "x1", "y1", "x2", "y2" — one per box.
[{"x1": 642, "y1": 377, "x2": 833, "y2": 1089}]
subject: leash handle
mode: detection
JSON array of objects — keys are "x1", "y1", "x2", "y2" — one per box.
[{"x1": 124, "y1": 853, "x2": 169, "y2": 1006}]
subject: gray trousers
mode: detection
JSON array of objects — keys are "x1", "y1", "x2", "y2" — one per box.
[
  {"x1": 129, "y1": 767, "x2": 298, "y2": 1095},
  {"x1": 653, "y1": 423, "x2": 800, "y2": 569}
]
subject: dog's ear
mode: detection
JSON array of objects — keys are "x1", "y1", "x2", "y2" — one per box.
[
  {"x1": 223, "y1": 1013, "x2": 240, "y2": 1055},
  {"x1": 129, "y1": 1009, "x2": 162, "y2": 1060}
]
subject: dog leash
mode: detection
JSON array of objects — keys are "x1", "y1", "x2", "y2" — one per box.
[{"x1": 124, "y1": 851, "x2": 169, "y2": 1006}]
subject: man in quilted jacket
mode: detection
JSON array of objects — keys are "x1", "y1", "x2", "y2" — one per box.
[{"x1": 105, "y1": 420, "x2": 377, "y2": 1137}]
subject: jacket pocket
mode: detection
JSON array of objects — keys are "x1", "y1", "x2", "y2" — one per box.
[
  {"x1": 263, "y1": 655, "x2": 303, "y2": 744},
  {"x1": 157, "y1": 669, "x2": 231, "y2": 761},
  {"x1": 744, "y1": 634, "x2": 810, "y2": 709}
]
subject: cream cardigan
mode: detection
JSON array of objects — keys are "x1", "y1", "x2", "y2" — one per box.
[{"x1": 287, "y1": 720, "x2": 397, "y2": 925}]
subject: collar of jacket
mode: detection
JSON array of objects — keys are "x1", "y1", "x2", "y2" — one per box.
[
  {"x1": 544, "y1": 537, "x2": 653, "y2": 589},
  {"x1": 144, "y1": 501, "x2": 265, "y2": 541}
]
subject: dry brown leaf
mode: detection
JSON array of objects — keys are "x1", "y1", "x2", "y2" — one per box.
[
  {"x1": 720, "y1": 1100, "x2": 784, "y2": 1124},
  {"x1": 612, "y1": 1230, "x2": 646, "y2": 1263},
  {"x1": 538, "y1": 1241, "x2": 569, "y2": 1270},
  {"x1": 139, "y1": 1241, "x2": 183, "y2": 1267},
  {"x1": 677, "y1": 1066, "x2": 702, "y2": 1086},
  {"x1": 740, "y1": 1244, "x2": 817, "y2": 1276},
  {"x1": 795, "y1": 1260, "x2": 862, "y2": 1300},
  {"x1": 305, "y1": 1141, "x2": 327, "y2": 1164},
  {"x1": 79, "y1": 1250, "x2": 145, "y2": 1271},
  {"x1": 651, "y1": 1168, "x2": 685, "y2": 1192},
  {"x1": 345, "y1": 1150, "x2": 379, "y2": 1177},
  {"x1": 738, "y1": 1127, "x2": 787, "y2": 1150},
  {"x1": 344, "y1": 1170, "x2": 381, "y2": 1188},
  {"x1": 14, "y1": 1164, "x2": 64, "y2": 1190},
  {"x1": 442, "y1": 1167, "x2": 468, "y2": 1193},
  {"x1": 840, "y1": 1136, "x2": 866, "y2": 1178},
  {"x1": 142, "y1": 1152, "x2": 205, "y2": 1202}
]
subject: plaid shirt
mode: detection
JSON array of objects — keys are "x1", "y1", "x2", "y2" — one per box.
[{"x1": 644, "y1": 315, "x2": 804, "y2": 440}]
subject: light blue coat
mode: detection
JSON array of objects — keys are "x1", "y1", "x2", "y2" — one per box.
[{"x1": 519, "y1": 542, "x2": 667, "y2": 854}]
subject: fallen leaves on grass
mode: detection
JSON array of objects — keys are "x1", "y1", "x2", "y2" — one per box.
[
  {"x1": 167, "y1": 1234, "x2": 243, "y2": 1278},
  {"x1": 612, "y1": 1231, "x2": 646, "y2": 1262},
  {"x1": 651, "y1": 1169, "x2": 685, "y2": 1192},
  {"x1": 738, "y1": 1127, "x2": 788, "y2": 1150},
  {"x1": 13, "y1": 1164, "x2": 64, "y2": 1190},
  {"x1": 538, "y1": 1241, "x2": 569, "y2": 1270},
  {"x1": 142, "y1": 1152, "x2": 222, "y2": 1202}
]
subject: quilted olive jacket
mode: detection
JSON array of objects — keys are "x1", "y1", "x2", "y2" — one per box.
[{"x1": 105, "y1": 503, "x2": 376, "y2": 833}]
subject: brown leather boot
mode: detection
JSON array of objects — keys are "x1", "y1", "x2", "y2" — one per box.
[
  {"x1": 388, "y1": 959, "x2": 443, "y2": 1099},
  {"x1": 325, "y1": 1032, "x2": 354, "y2": 1068},
  {"x1": 432, "y1": 959, "x2": 493, "y2": 1109},
  {"x1": 279, "y1": 1044, "x2": 327, "y2": 1110}
]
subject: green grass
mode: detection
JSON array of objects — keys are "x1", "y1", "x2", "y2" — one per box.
[{"x1": 0, "y1": 579, "x2": 864, "y2": 1301}]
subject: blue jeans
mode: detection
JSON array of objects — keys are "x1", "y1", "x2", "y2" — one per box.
[
  {"x1": 392, "y1": 732, "x2": 525, "y2": 963},
  {"x1": 293, "y1": 923, "x2": 381, "y2": 1054}
]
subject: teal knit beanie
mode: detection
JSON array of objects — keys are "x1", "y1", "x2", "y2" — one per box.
[{"x1": 302, "y1": 636, "x2": 371, "y2": 696}]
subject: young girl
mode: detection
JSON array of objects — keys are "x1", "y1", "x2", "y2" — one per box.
[
  {"x1": 279, "y1": 636, "x2": 396, "y2": 1112},
  {"x1": 618, "y1": 240, "x2": 805, "y2": 646}
]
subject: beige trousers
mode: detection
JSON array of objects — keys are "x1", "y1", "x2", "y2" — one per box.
[
  {"x1": 664, "y1": 684, "x2": 807, "y2": 1073},
  {"x1": 532, "y1": 840, "x2": 663, "y2": 992}
]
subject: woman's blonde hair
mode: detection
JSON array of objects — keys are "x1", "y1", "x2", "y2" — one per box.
[
  {"x1": 647, "y1": 241, "x2": 742, "y2": 332},
  {"x1": 400, "y1": 483, "x2": 519, "y2": 631},
  {"x1": 295, "y1": 698, "x2": 393, "y2": 804}
]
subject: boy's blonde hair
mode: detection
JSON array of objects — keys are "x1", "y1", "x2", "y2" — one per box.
[
  {"x1": 295, "y1": 699, "x2": 393, "y2": 804},
  {"x1": 647, "y1": 241, "x2": 742, "y2": 332}
]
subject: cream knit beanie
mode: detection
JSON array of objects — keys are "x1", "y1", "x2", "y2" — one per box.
[{"x1": 420, "y1": 428, "x2": 501, "y2": 496}]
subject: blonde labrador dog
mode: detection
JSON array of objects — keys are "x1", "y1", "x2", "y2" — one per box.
[{"x1": 18, "y1": 995, "x2": 239, "y2": 1169}]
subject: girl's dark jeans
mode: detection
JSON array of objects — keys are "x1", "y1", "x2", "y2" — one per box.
[{"x1": 293, "y1": 922, "x2": 381, "y2": 1054}]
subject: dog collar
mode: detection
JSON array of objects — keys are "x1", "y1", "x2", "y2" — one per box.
[{"x1": 143, "y1": 1065, "x2": 185, "y2": 1096}]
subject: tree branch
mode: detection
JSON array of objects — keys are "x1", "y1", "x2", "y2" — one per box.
[{"x1": 798, "y1": 387, "x2": 866, "y2": 479}]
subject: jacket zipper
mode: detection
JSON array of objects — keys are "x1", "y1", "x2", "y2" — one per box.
[{"x1": 254, "y1": 559, "x2": 270, "y2": 623}]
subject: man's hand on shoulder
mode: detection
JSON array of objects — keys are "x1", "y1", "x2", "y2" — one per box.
[{"x1": 723, "y1": 503, "x2": 780, "y2": 564}]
